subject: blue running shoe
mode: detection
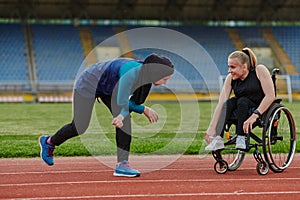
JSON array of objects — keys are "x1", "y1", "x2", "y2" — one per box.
[
  {"x1": 39, "y1": 136, "x2": 55, "y2": 166},
  {"x1": 113, "y1": 160, "x2": 140, "y2": 177}
]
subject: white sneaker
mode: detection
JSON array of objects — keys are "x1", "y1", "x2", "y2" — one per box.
[
  {"x1": 235, "y1": 135, "x2": 246, "y2": 150},
  {"x1": 205, "y1": 136, "x2": 224, "y2": 151}
]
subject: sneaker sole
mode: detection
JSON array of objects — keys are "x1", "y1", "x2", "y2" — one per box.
[
  {"x1": 38, "y1": 136, "x2": 54, "y2": 166},
  {"x1": 113, "y1": 172, "x2": 140, "y2": 178},
  {"x1": 235, "y1": 146, "x2": 246, "y2": 150},
  {"x1": 205, "y1": 146, "x2": 225, "y2": 151},
  {"x1": 205, "y1": 148, "x2": 224, "y2": 151}
]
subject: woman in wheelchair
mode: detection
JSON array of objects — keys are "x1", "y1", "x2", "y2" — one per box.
[{"x1": 205, "y1": 47, "x2": 275, "y2": 151}]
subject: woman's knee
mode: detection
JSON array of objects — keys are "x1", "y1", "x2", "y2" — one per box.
[
  {"x1": 226, "y1": 98, "x2": 237, "y2": 109},
  {"x1": 73, "y1": 120, "x2": 89, "y2": 135}
]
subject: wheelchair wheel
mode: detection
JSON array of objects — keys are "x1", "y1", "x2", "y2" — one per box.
[
  {"x1": 256, "y1": 161, "x2": 269, "y2": 175},
  {"x1": 262, "y1": 104, "x2": 297, "y2": 173},
  {"x1": 214, "y1": 160, "x2": 228, "y2": 174}
]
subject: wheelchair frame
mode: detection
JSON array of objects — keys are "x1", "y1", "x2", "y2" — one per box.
[{"x1": 211, "y1": 69, "x2": 297, "y2": 175}]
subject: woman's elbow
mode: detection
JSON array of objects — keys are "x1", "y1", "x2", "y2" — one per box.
[{"x1": 268, "y1": 92, "x2": 276, "y2": 102}]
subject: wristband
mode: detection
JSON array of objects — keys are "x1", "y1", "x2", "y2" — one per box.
[{"x1": 253, "y1": 109, "x2": 261, "y2": 117}]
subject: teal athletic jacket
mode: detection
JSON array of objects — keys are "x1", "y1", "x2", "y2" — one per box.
[{"x1": 74, "y1": 58, "x2": 147, "y2": 118}]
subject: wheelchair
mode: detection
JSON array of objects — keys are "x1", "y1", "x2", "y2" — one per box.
[{"x1": 212, "y1": 69, "x2": 297, "y2": 175}]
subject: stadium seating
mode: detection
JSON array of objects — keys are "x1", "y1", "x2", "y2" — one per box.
[
  {"x1": 236, "y1": 26, "x2": 268, "y2": 47},
  {"x1": 169, "y1": 25, "x2": 236, "y2": 75},
  {"x1": 271, "y1": 26, "x2": 300, "y2": 73},
  {"x1": 31, "y1": 24, "x2": 84, "y2": 82},
  {"x1": 128, "y1": 25, "x2": 235, "y2": 92},
  {"x1": 0, "y1": 24, "x2": 28, "y2": 82},
  {"x1": 132, "y1": 48, "x2": 207, "y2": 92},
  {"x1": 89, "y1": 25, "x2": 118, "y2": 46},
  {"x1": 1, "y1": 23, "x2": 300, "y2": 101}
]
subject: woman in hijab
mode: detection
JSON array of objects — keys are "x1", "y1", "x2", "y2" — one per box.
[{"x1": 39, "y1": 54, "x2": 174, "y2": 177}]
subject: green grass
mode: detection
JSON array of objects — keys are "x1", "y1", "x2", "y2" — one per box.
[{"x1": 0, "y1": 101, "x2": 299, "y2": 158}]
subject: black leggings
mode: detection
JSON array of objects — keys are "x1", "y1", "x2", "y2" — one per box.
[
  {"x1": 50, "y1": 91, "x2": 132, "y2": 162},
  {"x1": 217, "y1": 97, "x2": 257, "y2": 137}
]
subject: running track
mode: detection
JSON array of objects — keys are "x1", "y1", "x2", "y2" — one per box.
[{"x1": 1, "y1": 154, "x2": 300, "y2": 200}]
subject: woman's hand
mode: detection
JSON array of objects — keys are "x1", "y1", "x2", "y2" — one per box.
[
  {"x1": 112, "y1": 114, "x2": 125, "y2": 128},
  {"x1": 243, "y1": 114, "x2": 259, "y2": 134},
  {"x1": 143, "y1": 106, "x2": 159, "y2": 123},
  {"x1": 204, "y1": 127, "x2": 216, "y2": 144}
]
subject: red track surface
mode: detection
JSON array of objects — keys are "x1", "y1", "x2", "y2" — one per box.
[{"x1": 1, "y1": 154, "x2": 300, "y2": 200}]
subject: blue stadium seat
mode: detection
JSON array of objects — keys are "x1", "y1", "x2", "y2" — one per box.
[
  {"x1": 236, "y1": 26, "x2": 268, "y2": 47},
  {"x1": 32, "y1": 24, "x2": 85, "y2": 82},
  {"x1": 89, "y1": 25, "x2": 118, "y2": 46},
  {"x1": 0, "y1": 24, "x2": 28, "y2": 83},
  {"x1": 272, "y1": 26, "x2": 300, "y2": 73}
]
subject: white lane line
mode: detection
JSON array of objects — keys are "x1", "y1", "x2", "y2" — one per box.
[
  {"x1": 0, "y1": 166, "x2": 299, "y2": 175},
  {"x1": 1, "y1": 177, "x2": 300, "y2": 187},
  {"x1": 4, "y1": 191, "x2": 300, "y2": 200},
  {"x1": 0, "y1": 170, "x2": 111, "y2": 175},
  {"x1": 0, "y1": 168, "x2": 217, "y2": 175}
]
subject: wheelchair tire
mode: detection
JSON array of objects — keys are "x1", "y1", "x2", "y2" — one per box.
[
  {"x1": 262, "y1": 103, "x2": 297, "y2": 173},
  {"x1": 256, "y1": 161, "x2": 269, "y2": 175},
  {"x1": 214, "y1": 160, "x2": 228, "y2": 174}
]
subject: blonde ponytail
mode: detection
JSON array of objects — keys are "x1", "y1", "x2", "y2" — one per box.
[
  {"x1": 241, "y1": 47, "x2": 257, "y2": 70},
  {"x1": 229, "y1": 47, "x2": 257, "y2": 70}
]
